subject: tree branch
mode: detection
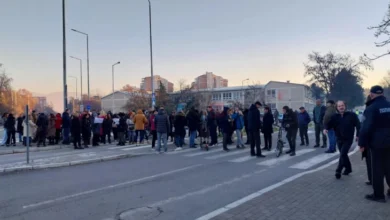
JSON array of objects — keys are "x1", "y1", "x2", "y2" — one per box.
[{"x1": 364, "y1": 51, "x2": 390, "y2": 61}]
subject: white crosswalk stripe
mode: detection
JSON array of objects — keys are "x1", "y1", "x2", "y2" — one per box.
[
  {"x1": 256, "y1": 149, "x2": 315, "y2": 167},
  {"x1": 228, "y1": 150, "x2": 274, "y2": 163},
  {"x1": 289, "y1": 152, "x2": 340, "y2": 169},
  {"x1": 184, "y1": 149, "x2": 223, "y2": 157},
  {"x1": 121, "y1": 145, "x2": 152, "y2": 151},
  {"x1": 205, "y1": 149, "x2": 249, "y2": 160}
]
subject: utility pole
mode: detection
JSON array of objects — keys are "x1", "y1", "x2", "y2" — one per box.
[{"x1": 62, "y1": 0, "x2": 68, "y2": 111}]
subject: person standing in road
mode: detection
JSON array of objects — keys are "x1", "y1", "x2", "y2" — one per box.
[
  {"x1": 243, "y1": 108, "x2": 251, "y2": 145},
  {"x1": 282, "y1": 106, "x2": 298, "y2": 156},
  {"x1": 71, "y1": 113, "x2": 83, "y2": 149},
  {"x1": 220, "y1": 107, "x2": 232, "y2": 152},
  {"x1": 36, "y1": 113, "x2": 48, "y2": 147},
  {"x1": 168, "y1": 111, "x2": 175, "y2": 142},
  {"x1": 16, "y1": 113, "x2": 24, "y2": 143},
  {"x1": 323, "y1": 100, "x2": 337, "y2": 153},
  {"x1": 361, "y1": 95, "x2": 373, "y2": 186},
  {"x1": 155, "y1": 107, "x2": 170, "y2": 153},
  {"x1": 186, "y1": 107, "x2": 199, "y2": 148},
  {"x1": 248, "y1": 102, "x2": 265, "y2": 157},
  {"x1": 133, "y1": 109, "x2": 148, "y2": 145},
  {"x1": 55, "y1": 113, "x2": 62, "y2": 145},
  {"x1": 262, "y1": 106, "x2": 274, "y2": 151},
  {"x1": 47, "y1": 114, "x2": 56, "y2": 145},
  {"x1": 298, "y1": 107, "x2": 311, "y2": 147},
  {"x1": 324, "y1": 100, "x2": 360, "y2": 179},
  {"x1": 62, "y1": 109, "x2": 71, "y2": 145},
  {"x1": 174, "y1": 110, "x2": 186, "y2": 150},
  {"x1": 102, "y1": 114, "x2": 113, "y2": 144},
  {"x1": 232, "y1": 109, "x2": 245, "y2": 149},
  {"x1": 117, "y1": 113, "x2": 128, "y2": 146},
  {"x1": 81, "y1": 113, "x2": 91, "y2": 148},
  {"x1": 149, "y1": 110, "x2": 157, "y2": 149},
  {"x1": 6, "y1": 113, "x2": 16, "y2": 147},
  {"x1": 358, "y1": 86, "x2": 390, "y2": 202},
  {"x1": 207, "y1": 106, "x2": 218, "y2": 146},
  {"x1": 313, "y1": 99, "x2": 327, "y2": 148}
]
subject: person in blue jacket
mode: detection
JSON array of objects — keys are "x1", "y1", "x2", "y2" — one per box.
[
  {"x1": 232, "y1": 108, "x2": 245, "y2": 149},
  {"x1": 298, "y1": 107, "x2": 311, "y2": 146}
]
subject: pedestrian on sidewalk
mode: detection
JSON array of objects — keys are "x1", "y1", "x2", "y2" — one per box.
[
  {"x1": 282, "y1": 106, "x2": 298, "y2": 156},
  {"x1": 248, "y1": 102, "x2": 265, "y2": 157},
  {"x1": 0, "y1": 113, "x2": 8, "y2": 146},
  {"x1": 174, "y1": 110, "x2": 186, "y2": 150},
  {"x1": 243, "y1": 108, "x2": 251, "y2": 145},
  {"x1": 16, "y1": 114, "x2": 24, "y2": 143},
  {"x1": 155, "y1": 107, "x2": 170, "y2": 153},
  {"x1": 323, "y1": 100, "x2": 337, "y2": 153},
  {"x1": 62, "y1": 109, "x2": 71, "y2": 145},
  {"x1": 149, "y1": 110, "x2": 157, "y2": 149},
  {"x1": 102, "y1": 114, "x2": 113, "y2": 144},
  {"x1": 186, "y1": 107, "x2": 199, "y2": 149},
  {"x1": 262, "y1": 106, "x2": 274, "y2": 151},
  {"x1": 361, "y1": 95, "x2": 373, "y2": 186},
  {"x1": 358, "y1": 86, "x2": 390, "y2": 203},
  {"x1": 232, "y1": 109, "x2": 245, "y2": 149},
  {"x1": 298, "y1": 107, "x2": 311, "y2": 147},
  {"x1": 47, "y1": 114, "x2": 56, "y2": 145},
  {"x1": 126, "y1": 112, "x2": 135, "y2": 145},
  {"x1": 117, "y1": 113, "x2": 127, "y2": 146},
  {"x1": 55, "y1": 113, "x2": 62, "y2": 144},
  {"x1": 81, "y1": 113, "x2": 91, "y2": 148},
  {"x1": 168, "y1": 111, "x2": 175, "y2": 142},
  {"x1": 324, "y1": 100, "x2": 360, "y2": 180},
  {"x1": 134, "y1": 109, "x2": 148, "y2": 145},
  {"x1": 36, "y1": 113, "x2": 48, "y2": 147},
  {"x1": 71, "y1": 113, "x2": 83, "y2": 149},
  {"x1": 207, "y1": 106, "x2": 218, "y2": 146},
  {"x1": 23, "y1": 114, "x2": 36, "y2": 146},
  {"x1": 313, "y1": 99, "x2": 327, "y2": 148},
  {"x1": 6, "y1": 113, "x2": 16, "y2": 147}
]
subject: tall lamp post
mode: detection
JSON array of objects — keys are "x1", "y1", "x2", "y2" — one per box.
[
  {"x1": 242, "y1": 78, "x2": 249, "y2": 106},
  {"x1": 148, "y1": 0, "x2": 155, "y2": 108},
  {"x1": 112, "y1": 61, "x2": 121, "y2": 112},
  {"x1": 68, "y1": 76, "x2": 78, "y2": 100},
  {"x1": 62, "y1": 0, "x2": 68, "y2": 111},
  {"x1": 70, "y1": 56, "x2": 83, "y2": 103},
  {"x1": 71, "y1": 28, "x2": 90, "y2": 100}
]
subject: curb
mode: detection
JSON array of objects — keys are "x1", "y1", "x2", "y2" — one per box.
[
  {"x1": 0, "y1": 145, "x2": 72, "y2": 156},
  {"x1": 0, "y1": 153, "x2": 137, "y2": 174}
]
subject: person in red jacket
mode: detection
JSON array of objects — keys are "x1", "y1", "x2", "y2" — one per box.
[{"x1": 55, "y1": 113, "x2": 62, "y2": 144}]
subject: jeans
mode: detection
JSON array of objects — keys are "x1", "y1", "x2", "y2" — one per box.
[
  {"x1": 236, "y1": 129, "x2": 243, "y2": 145},
  {"x1": 314, "y1": 123, "x2": 326, "y2": 146},
  {"x1": 299, "y1": 124, "x2": 309, "y2": 145},
  {"x1": 189, "y1": 130, "x2": 197, "y2": 147},
  {"x1": 18, "y1": 132, "x2": 23, "y2": 142},
  {"x1": 327, "y1": 129, "x2": 337, "y2": 152},
  {"x1": 62, "y1": 128, "x2": 70, "y2": 144},
  {"x1": 286, "y1": 129, "x2": 298, "y2": 152},
  {"x1": 127, "y1": 130, "x2": 135, "y2": 143},
  {"x1": 157, "y1": 132, "x2": 168, "y2": 152},
  {"x1": 1, "y1": 128, "x2": 8, "y2": 145},
  {"x1": 135, "y1": 130, "x2": 145, "y2": 143},
  {"x1": 175, "y1": 134, "x2": 184, "y2": 147},
  {"x1": 336, "y1": 140, "x2": 352, "y2": 174}
]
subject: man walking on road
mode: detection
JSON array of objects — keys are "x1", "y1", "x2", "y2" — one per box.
[
  {"x1": 324, "y1": 100, "x2": 360, "y2": 180},
  {"x1": 155, "y1": 107, "x2": 170, "y2": 153},
  {"x1": 358, "y1": 86, "x2": 390, "y2": 203},
  {"x1": 313, "y1": 99, "x2": 327, "y2": 148},
  {"x1": 323, "y1": 100, "x2": 337, "y2": 153},
  {"x1": 298, "y1": 107, "x2": 311, "y2": 146},
  {"x1": 248, "y1": 102, "x2": 265, "y2": 157}
]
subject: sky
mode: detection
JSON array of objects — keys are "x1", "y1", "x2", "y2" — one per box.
[{"x1": 0, "y1": 0, "x2": 389, "y2": 102}]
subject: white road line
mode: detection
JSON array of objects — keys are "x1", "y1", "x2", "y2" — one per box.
[
  {"x1": 289, "y1": 152, "x2": 340, "y2": 170},
  {"x1": 166, "y1": 148, "x2": 198, "y2": 155},
  {"x1": 205, "y1": 149, "x2": 249, "y2": 160},
  {"x1": 22, "y1": 164, "x2": 202, "y2": 209},
  {"x1": 118, "y1": 169, "x2": 266, "y2": 219},
  {"x1": 228, "y1": 150, "x2": 274, "y2": 163},
  {"x1": 120, "y1": 145, "x2": 152, "y2": 151},
  {"x1": 195, "y1": 146, "x2": 359, "y2": 220},
  {"x1": 184, "y1": 149, "x2": 223, "y2": 157},
  {"x1": 256, "y1": 149, "x2": 315, "y2": 167}
]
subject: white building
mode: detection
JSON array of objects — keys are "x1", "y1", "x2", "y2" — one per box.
[{"x1": 101, "y1": 91, "x2": 151, "y2": 113}]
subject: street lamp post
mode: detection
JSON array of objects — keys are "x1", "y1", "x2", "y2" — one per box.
[
  {"x1": 148, "y1": 0, "x2": 155, "y2": 108},
  {"x1": 70, "y1": 56, "x2": 83, "y2": 103},
  {"x1": 71, "y1": 29, "x2": 90, "y2": 100},
  {"x1": 112, "y1": 61, "x2": 121, "y2": 113},
  {"x1": 242, "y1": 78, "x2": 249, "y2": 106},
  {"x1": 68, "y1": 76, "x2": 78, "y2": 100},
  {"x1": 62, "y1": 0, "x2": 68, "y2": 111}
]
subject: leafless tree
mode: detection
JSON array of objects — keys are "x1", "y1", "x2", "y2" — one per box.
[
  {"x1": 366, "y1": 3, "x2": 390, "y2": 60},
  {"x1": 244, "y1": 82, "x2": 265, "y2": 107},
  {"x1": 124, "y1": 91, "x2": 151, "y2": 112}
]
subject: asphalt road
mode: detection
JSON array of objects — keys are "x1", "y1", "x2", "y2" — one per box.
[{"x1": 0, "y1": 131, "x2": 347, "y2": 220}]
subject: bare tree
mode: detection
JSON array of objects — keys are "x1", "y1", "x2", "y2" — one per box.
[
  {"x1": 244, "y1": 82, "x2": 265, "y2": 107},
  {"x1": 177, "y1": 78, "x2": 189, "y2": 91},
  {"x1": 124, "y1": 91, "x2": 151, "y2": 111},
  {"x1": 121, "y1": 84, "x2": 138, "y2": 92},
  {"x1": 304, "y1": 52, "x2": 372, "y2": 98},
  {"x1": 366, "y1": 3, "x2": 390, "y2": 60}
]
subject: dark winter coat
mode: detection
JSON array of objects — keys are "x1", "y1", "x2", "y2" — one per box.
[
  {"x1": 62, "y1": 112, "x2": 71, "y2": 128},
  {"x1": 71, "y1": 117, "x2": 81, "y2": 136},
  {"x1": 298, "y1": 111, "x2": 311, "y2": 126},
  {"x1": 359, "y1": 96, "x2": 390, "y2": 149},
  {"x1": 262, "y1": 112, "x2": 274, "y2": 134},
  {"x1": 155, "y1": 109, "x2": 170, "y2": 133},
  {"x1": 36, "y1": 114, "x2": 48, "y2": 132},
  {"x1": 312, "y1": 105, "x2": 326, "y2": 124},
  {"x1": 5, "y1": 115, "x2": 16, "y2": 132},
  {"x1": 81, "y1": 115, "x2": 92, "y2": 137},
  {"x1": 174, "y1": 112, "x2": 187, "y2": 137},
  {"x1": 326, "y1": 112, "x2": 360, "y2": 142},
  {"x1": 247, "y1": 104, "x2": 261, "y2": 131},
  {"x1": 207, "y1": 109, "x2": 217, "y2": 127},
  {"x1": 186, "y1": 109, "x2": 199, "y2": 131},
  {"x1": 117, "y1": 116, "x2": 128, "y2": 133},
  {"x1": 219, "y1": 107, "x2": 232, "y2": 133},
  {"x1": 282, "y1": 109, "x2": 298, "y2": 131},
  {"x1": 17, "y1": 116, "x2": 24, "y2": 133},
  {"x1": 103, "y1": 118, "x2": 113, "y2": 134}
]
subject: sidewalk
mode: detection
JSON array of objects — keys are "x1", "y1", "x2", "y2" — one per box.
[
  {"x1": 0, "y1": 144, "x2": 72, "y2": 155},
  {"x1": 210, "y1": 152, "x2": 390, "y2": 220}
]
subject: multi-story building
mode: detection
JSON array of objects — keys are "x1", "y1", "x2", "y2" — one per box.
[
  {"x1": 140, "y1": 75, "x2": 174, "y2": 93},
  {"x1": 191, "y1": 72, "x2": 228, "y2": 90},
  {"x1": 33, "y1": 96, "x2": 47, "y2": 112}
]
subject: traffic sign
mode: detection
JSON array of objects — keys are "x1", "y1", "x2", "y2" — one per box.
[{"x1": 86, "y1": 105, "x2": 91, "y2": 111}]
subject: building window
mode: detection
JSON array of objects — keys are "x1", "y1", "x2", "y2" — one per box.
[
  {"x1": 268, "y1": 103, "x2": 276, "y2": 109},
  {"x1": 233, "y1": 92, "x2": 241, "y2": 99},
  {"x1": 223, "y1": 92, "x2": 232, "y2": 100},
  {"x1": 212, "y1": 94, "x2": 220, "y2": 101},
  {"x1": 267, "y1": 89, "x2": 276, "y2": 98}
]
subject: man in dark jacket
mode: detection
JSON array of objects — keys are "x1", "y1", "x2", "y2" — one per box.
[
  {"x1": 219, "y1": 106, "x2": 232, "y2": 152},
  {"x1": 298, "y1": 107, "x2": 311, "y2": 146},
  {"x1": 186, "y1": 107, "x2": 199, "y2": 148},
  {"x1": 6, "y1": 114, "x2": 16, "y2": 146},
  {"x1": 16, "y1": 114, "x2": 24, "y2": 143},
  {"x1": 174, "y1": 110, "x2": 187, "y2": 150},
  {"x1": 36, "y1": 113, "x2": 48, "y2": 147},
  {"x1": 262, "y1": 106, "x2": 274, "y2": 151},
  {"x1": 325, "y1": 100, "x2": 360, "y2": 180},
  {"x1": 248, "y1": 102, "x2": 265, "y2": 157},
  {"x1": 117, "y1": 113, "x2": 128, "y2": 146},
  {"x1": 282, "y1": 106, "x2": 298, "y2": 156},
  {"x1": 323, "y1": 100, "x2": 337, "y2": 153},
  {"x1": 155, "y1": 107, "x2": 170, "y2": 153},
  {"x1": 358, "y1": 86, "x2": 390, "y2": 202},
  {"x1": 71, "y1": 113, "x2": 83, "y2": 149},
  {"x1": 243, "y1": 108, "x2": 251, "y2": 144},
  {"x1": 62, "y1": 109, "x2": 71, "y2": 145},
  {"x1": 207, "y1": 106, "x2": 218, "y2": 146},
  {"x1": 313, "y1": 99, "x2": 327, "y2": 148},
  {"x1": 102, "y1": 115, "x2": 113, "y2": 144}
]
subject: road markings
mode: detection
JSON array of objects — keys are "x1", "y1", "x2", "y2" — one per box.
[
  {"x1": 205, "y1": 149, "x2": 249, "y2": 160},
  {"x1": 184, "y1": 149, "x2": 223, "y2": 157},
  {"x1": 228, "y1": 150, "x2": 274, "y2": 163},
  {"x1": 195, "y1": 146, "x2": 359, "y2": 220},
  {"x1": 166, "y1": 148, "x2": 198, "y2": 154},
  {"x1": 120, "y1": 145, "x2": 152, "y2": 151},
  {"x1": 289, "y1": 152, "x2": 340, "y2": 169},
  {"x1": 22, "y1": 164, "x2": 202, "y2": 209},
  {"x1": 256, "y1": 149, "x2": 315, "y2": 167},
  {"x1": 118, "y1": 169, "x2": 266, "y2": 220}
]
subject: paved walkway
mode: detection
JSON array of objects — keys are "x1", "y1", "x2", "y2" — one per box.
[{"x1": 210, "y1": 152, "x2": 390, "y2": 220}]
